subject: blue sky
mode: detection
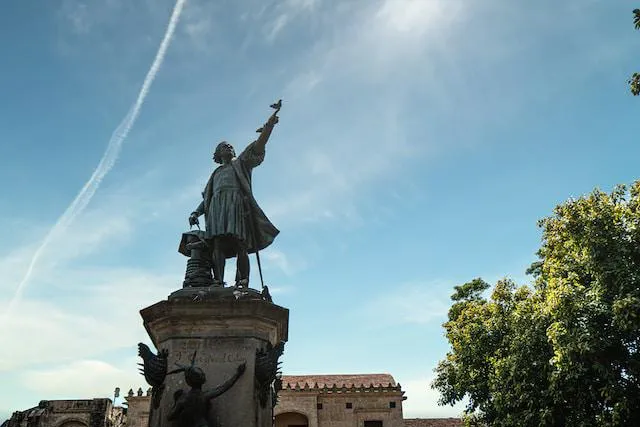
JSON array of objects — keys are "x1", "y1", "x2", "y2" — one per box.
[{"x1": 1, "y1": 0, "x2": 639, "y2": 421}]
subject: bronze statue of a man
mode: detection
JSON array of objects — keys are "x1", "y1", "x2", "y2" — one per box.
[{"x1": 188, "y1": 103, "x2": 280, "y2": 288}]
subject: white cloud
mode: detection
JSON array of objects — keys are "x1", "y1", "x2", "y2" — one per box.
[
  {"x1": 375, "y1": 0, "x2": 461, "y2": 36},
  {"x1": 283, "y1": 71, "x2": 322, "y2": 99},
  {"x1": 261, "y1": 0, "x2": 319, "y2": 43},
  {"x1": 263, "y1": 249, "x2": 296, "y2": 276},
  {"x1": 267, "y1": 285, "x2": 294, "y2": 296},
  {"x1": 179, "y1": 0, "x2": 216, "y2": 52},
  {"x1": 21, "y1": 359, "x2": 146, "y2": 399},
  {"x1": 0, "y1": 175, "x2": 196, "y2": 370},
  {"x1": 61, "y1": 0, "x2": 91, "y2": 34},
  {"x1": 257, "y1": 1, "x2": 467, "y2": 225},
  {"x1": 266, "y1": 13, "x2": 290, "y2": 43},
  {"x1": 260, "y1": 102, "x2": 418, "y2": 225},
  {"x1": 0, "y1": 213, "x2": 133, "y2": 301},
  {"x1": 58, "y1": 0, "x2": 126, "y2": 35},
  {"x1": 281, "y1": 0, "x2": 466, "y2": 93},
  {"x1": 0, "y1": 270, "x2": 177, "y2": 371},
  {"x1": 286, "y1": 0, "x2": 317, "y2": 11},
  {"x1": 0, "y1": 167, "x2": 201, "y2": 308},
  {"x1": 362, "y1": 283, "x2": 450, "y2": 325},
  {"x1": 401, "y1": 375, "x2": 466, "y2": 418}
]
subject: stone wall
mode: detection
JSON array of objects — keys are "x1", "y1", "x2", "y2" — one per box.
[
  {"x1": 274, "y1": 392, "x2": 318, "y2": 427},
  {"x1": 275, "y1": 389, "x2": 404, "y2": 427},
  {"x1": 124, "y1": 394, "x2": 150, "y2": 427},
  {"x1": 404, "y1": 419, "x2": 462, "y2": 427}
]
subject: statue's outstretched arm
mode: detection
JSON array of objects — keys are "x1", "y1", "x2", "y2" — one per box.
[
  {"x1": 255, "y1": 113, "x2": 278, "y2": 150},
  {"x1": 239, "y1": 101, "x2": 281, "y2": 167},
  {"x1": 192, "y1": 201, "x2": 205, "y2": 216},
  {"x1": 204, "y1": 362, "x2": 246, "y2": 400}
]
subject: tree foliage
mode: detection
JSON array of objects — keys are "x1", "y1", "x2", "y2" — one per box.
[
  {"x1": 630, "y1": 9, "x2": 640, "y2": 95},
  {"x1": 433, "y1": 182, "x2": 640, "y2": 426}
]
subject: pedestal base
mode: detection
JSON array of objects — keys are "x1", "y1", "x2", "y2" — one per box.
[{"x1": 140, "y1": 296, "x2": 289, "y2": 427}]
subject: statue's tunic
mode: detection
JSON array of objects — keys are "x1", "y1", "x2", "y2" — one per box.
[
  {"x1": 194, "y1": 141, "x2": 279, "y2": 258},
  {"x1": 208, "y1": 163, "x2": 248, "y2": 239}
]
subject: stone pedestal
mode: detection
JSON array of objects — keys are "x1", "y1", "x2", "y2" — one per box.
[{"x1": 140, "y1": 290, "x2": 289, "y2": 427}]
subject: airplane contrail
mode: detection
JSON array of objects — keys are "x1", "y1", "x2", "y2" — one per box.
[{"x1": 3, "y1": 0, "x2": 187, "y2": 318}]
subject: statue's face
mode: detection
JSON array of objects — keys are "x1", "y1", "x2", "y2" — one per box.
[{"x1": 214, "y1": 142, "x2": 235, "y2": 164}]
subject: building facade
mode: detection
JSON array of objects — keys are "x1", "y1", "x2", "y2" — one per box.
[
  {"x1": 275, "y1": 374, "x2": 405, "y2": 427},
  {"x1": 3, "y1": 374, "x2": 460, "y2": 427}
]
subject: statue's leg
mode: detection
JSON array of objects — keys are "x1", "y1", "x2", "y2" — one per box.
[
  {"x1": 236, "y1": 239, "x2": 249, "y2": 287},
  {"x1": 213, "y1": 237, "x2": 226, "y2": 285}
]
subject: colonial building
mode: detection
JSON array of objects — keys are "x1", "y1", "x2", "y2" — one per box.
[
  {"x1": 275, "y1": 374, "x2": 405, "y2": 427},
  {"x1": 3, "y1": 374, "x2": 460, "y2": 427}
]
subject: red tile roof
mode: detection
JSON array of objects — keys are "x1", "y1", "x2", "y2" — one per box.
[
  {"x1": 404, "y1": 418, "x2": 462, "y2": 427},
  {"x1": 281, "y1": 374, "x2": 397, "y2": 389}
]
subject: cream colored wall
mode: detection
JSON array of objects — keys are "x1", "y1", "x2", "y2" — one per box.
[
  {"x1": 124, "y1": 396, "x2": 150, "y2": 427},
  {"x1": 318, "y1": 394, "x2": 404, "y2": 427},
  {"x1": 275, "y1": 393, "x2": 318, "y2": 427},
  {"x1": 275, "y1": 390, "x2": 404, "y2": 427}
]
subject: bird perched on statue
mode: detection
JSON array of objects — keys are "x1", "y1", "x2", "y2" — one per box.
[
  {"x1": 270, "y1": 99, "x2": 282, "y2": 110},
  {"x1": 256, "y1": 99, "x2": 282, "y2": 132}
]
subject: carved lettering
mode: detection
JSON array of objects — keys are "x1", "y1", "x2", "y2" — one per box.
[
  {"x1": 175, "y1": 351, "x2": 245, "y2": 364},
  {"x1": 172, "y1": 340, "x2": 249, "y2": 366}
]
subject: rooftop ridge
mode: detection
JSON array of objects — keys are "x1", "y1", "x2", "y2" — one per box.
[{"x1": 281, "y1": 374, "x2": 401, "y2": 392}]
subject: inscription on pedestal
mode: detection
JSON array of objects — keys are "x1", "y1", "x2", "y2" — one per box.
[{"x1": 172, "y1": 340, "x2": 252, "y2": 365}]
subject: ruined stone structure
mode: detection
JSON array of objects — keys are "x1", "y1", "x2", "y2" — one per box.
[{"x1": 2, "y1": 399, "x2": 125, "y2": 427}]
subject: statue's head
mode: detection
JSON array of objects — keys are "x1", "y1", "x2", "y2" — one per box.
[
  {"x1": 184, "y1": 366, "x2": 207, "y2": 388},
  {"x1": 166, "y1": 351, "x2": 207, "y2": 389},
  {"x1": 213, "y1": 141, "x2": 235, "y2": 164}
]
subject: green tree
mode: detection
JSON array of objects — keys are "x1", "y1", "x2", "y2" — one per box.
[
  {"x1": 433, "y1": 182, "x2": 640, "y2": 426},
  {"x1": 630, "y1": 9, "x2": 640, "y2": 95}
]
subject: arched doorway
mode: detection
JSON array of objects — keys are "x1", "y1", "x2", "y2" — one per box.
[
  {"x1": 58, "y1": 420, "x2": 88, "y2": 427},
  {"x1": 275, "y1": 412, "x2": 309, "y2": 427}
]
